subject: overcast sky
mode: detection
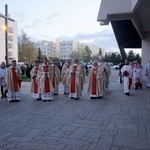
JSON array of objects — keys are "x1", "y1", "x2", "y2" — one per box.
[{"x1": 0, "y1": 0, "x2": 119, "y2": 51}]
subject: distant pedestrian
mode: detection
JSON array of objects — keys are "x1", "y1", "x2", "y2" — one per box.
[
  {"x1": 121, "y1": 60, "x2": 133, "y2": 96},
  {"x1": 145, "y1": 60, "x2": 150, "y2": 88}
]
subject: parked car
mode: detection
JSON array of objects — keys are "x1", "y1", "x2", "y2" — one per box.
[{"x1": 112, "y1": 64, "x2": 120, "y2": 70}]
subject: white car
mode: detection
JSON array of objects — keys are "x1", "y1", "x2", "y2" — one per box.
[{"x1": 113, "y1": 64, "x2": 120, "y2": 70}]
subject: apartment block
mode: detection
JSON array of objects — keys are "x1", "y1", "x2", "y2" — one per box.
[{"x1": 0, "y1": 13, "x2": 18, "y2": 64}]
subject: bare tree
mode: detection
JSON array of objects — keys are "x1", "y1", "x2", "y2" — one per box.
[{"x1": 18, "y1": 30, "x2": 38, "y2": 64}]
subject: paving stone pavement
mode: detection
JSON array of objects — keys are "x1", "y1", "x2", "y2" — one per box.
[{"x1": 0, "y1": 69, "x2": 150, "y2": 150}]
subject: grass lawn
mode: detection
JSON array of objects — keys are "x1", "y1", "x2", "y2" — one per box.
[{"x1": 22, "y1": 74, "x2": 31, "y2": 82}]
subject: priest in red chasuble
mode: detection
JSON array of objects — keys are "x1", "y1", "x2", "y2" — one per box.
[
  {"x1": 87, "y1": 61, "x2": 103, "y2": 99},
  {"x1": 30, "y1": 60, "x2": 41, "y2": 100},
  {"x1": 37, "y1": 58, "x2": 54, "y2": 101},
  {"x1": 61, "y1": 59, "x2": 71, "y2": 94},
  {"x1": 69, "y1": 58, "x2": 85, "y2": 100},
  {"x1": 5, "y1": 60, "x2": 22, "y2": 102},
  {"x1": 50, "y1": 59, "x2": 60, "y2": 95}
]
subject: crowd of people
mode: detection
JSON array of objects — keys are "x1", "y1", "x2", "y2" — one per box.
[{"x1": 0, "y1": 57, "x2": 149, "y2": 102}]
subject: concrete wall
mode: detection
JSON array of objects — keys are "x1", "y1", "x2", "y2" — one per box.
[
  {"x1": 0, "y1": 17, "x2": 6, "y2": 63},
  {"x1": 97, "y1": 0, "x2": 132, "y2": 21},
  {"x1": 141, "y1": 32, "x2": 150, "y2": 81},
  {"x1": 131, "y1": 0, "x2": 139, "y2": 11}
]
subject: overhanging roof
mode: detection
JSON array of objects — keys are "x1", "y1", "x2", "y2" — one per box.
[{"x1": 111, "y1": 20, "x2": 141, "y2": 49}]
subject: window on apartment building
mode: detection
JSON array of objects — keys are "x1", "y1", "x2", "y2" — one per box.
[
  {"x1": 8, "y1": 51, "x2": 13, "y2": 57},
  {"x1": 9, "y1": 27, "x2": 14, "y2": 33}
]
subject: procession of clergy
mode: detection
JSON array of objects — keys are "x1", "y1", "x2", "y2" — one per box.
[{"x1": 0, "y1": 56, "x2": 150, "y2": 102}]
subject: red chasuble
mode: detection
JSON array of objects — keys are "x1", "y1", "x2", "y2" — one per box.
[
  {"x1": 70, "y1": 66, "x2": 77, "y2": 93},
  {"x1": 12, "y1": 68, "x2": 19, "y2": 92},
  {"x1": 33, "y1": 67, "x2": 39, "y2": 93},
  {"x1": 92, "y1": 68, "x2": 97, "y2": 95},
  {"x1": 52, "y1": 66, "x2": 55, "y2": 88},
  {"x1": 43, "y1": 66, "x2": 50, "y2": 93}
]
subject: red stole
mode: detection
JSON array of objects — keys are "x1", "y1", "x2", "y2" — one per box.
[
  {"x1": 43, "y1": 65, "x2": 50, "y2": 93},
  {"x1": 92, "y1": 68, "x2": 97, "y2": 95},
  {"x1": 70, "y1": 65, "x2": 77, "y2": 93},
  {"x1": 52, "y1": 66, "x2": 56, "y2": 88},
  {"x1": 12, "y1": 68, "x2": 19, "y2": 92},
  {"x1": 33, "y1": 67, "x2": 39, "y2": 93}
]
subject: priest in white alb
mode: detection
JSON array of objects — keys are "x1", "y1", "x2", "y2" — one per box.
[
  {"x1": 133, "y1": 60, "x2": 142, "y2": 90},
  {"x1": 50, "y1": 59, "x2": 60, "y2": 95},
  {"x1": 37, "y1": 58, "x2": 54, "y2": 101},
  {"x1": 87, "y1": 61, "x2": 102, "y2": 99},
  {"x1": 121, "y1": 59, "x2": 133, "y2": 96},
  {"x1": 68, "y1": 58, "x2": 85, "y2": 100},
  {"x1": 145, "y1": 60, "x2": 150, "y2": 88},
  {"x1": 5, "y1": 60, "x2": 22, "y2": 102},
  {"x1": 30, "y1": 60, "x2": 41, "y2": 100},
  {"x1": 61, "y1": 59, "x2": 71, "y2": 94}
]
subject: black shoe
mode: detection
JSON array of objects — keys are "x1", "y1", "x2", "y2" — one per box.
[
  {"x1": 74, "y1": 98, "x2": 78, "y2": 100},
  {"x1": 140, "y1": 85, "x2": 142, "y2": 89},
  {"x1": 1, "y1": 95, "x2": 4, "y2": 98},
  {"x1": 64, "y1": 92, "x2": 67, "y2": 94},
  {"x1": 125, "y1": 92, "x2": 130, "y2": 96},
  {"x1": 15, "y1": 99, "x2": 20, "y2": 102},
  {"x1": 90, "y1": 97, "x2": 97, "y2": 99},
  {"x1": 71, "y1": 97, "x2": 74, "y2": 99},
  {"x1": 53, "y1": 93, "x2": 58, "y2": 95},
  {"x1": 98, "y1": 96, "x2": 103, "y2": 99},
  {"x1": 36, "y1": 98, "x2": 42, "y2": 100},
  {"x1": 9, "y1": 100, "x2": 14, "y2": 103},
  {"x1": 43, "y1": 100, "x2": 47, "y2": 102},
  {"x1": 134, "y1": 87, "x2": 138, "y2": 90}
]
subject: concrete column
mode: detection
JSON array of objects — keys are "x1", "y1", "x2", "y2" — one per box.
[{"x1": 141, "y1": 32, "x2": 150, "y2": 81}]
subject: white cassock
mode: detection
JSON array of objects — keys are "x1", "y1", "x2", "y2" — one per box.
[
  {"x1": 145, "y1": 62, "x2": 150, "y2": 87},
  {"x1": 121, "y1": 64, "x2": 133, "y2": 94}
]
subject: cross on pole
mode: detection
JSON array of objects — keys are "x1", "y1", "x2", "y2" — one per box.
[{"x1": 5, "y1": 4, "x2": 8, "y2": 66}]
